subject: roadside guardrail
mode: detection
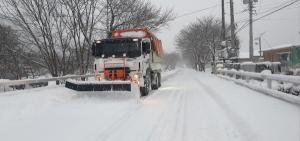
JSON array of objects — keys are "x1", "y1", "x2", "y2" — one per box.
[
  {"x1": 0, "y1": 74, "x2": 94, "y2": 92},
  {"x1": 217, "y1": 69, "x2": 300, "y2": 105}
]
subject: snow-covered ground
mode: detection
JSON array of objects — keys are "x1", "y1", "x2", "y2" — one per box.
[{"x1": 0, "y1": 68, "x2": 299, "y2": 141}]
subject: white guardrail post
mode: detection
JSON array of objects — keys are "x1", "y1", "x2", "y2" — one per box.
[
  {"x1": 0, "y1": 74, "x2": 94, "y2": 92},
  {"x1": 217, "y1": 69, "x2": 300, "y2": 86},
  {"x1": 233, "y1": 73, "x2": 237, "y2": 79},
  {"x1": 217, "y1": 69, "x2": 300, "y2": 105},
  {"x1": 245, "y1": 76, "x2": 250, "y2": 83},
  {"x1": 266, "y1": 79, "x2": 272, "y2": 89}
]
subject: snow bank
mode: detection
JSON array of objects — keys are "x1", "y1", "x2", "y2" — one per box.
[{"x1": 0, "y1": 79, "x2": 13, "y2": 92}]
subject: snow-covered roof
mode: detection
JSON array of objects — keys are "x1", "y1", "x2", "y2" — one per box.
[{"x1": 262, "y1": 43, "x2": 300, "y2": 52}]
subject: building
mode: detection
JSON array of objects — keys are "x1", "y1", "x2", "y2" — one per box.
[
  {"x1": 263, "y1": 44, "x2": 300, "y2": 71},
  {"x1": 238, "y1": 51, "x2": 262, "y2": 63}
]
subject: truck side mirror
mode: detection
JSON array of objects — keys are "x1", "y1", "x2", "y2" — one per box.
[{"x1": 142, "y1": 42, "x2": 151, "y2": 54}]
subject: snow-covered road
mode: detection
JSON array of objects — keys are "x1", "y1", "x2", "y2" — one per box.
[{"x1": 0, "y1": 69, "x2": 299, "y2": 141}]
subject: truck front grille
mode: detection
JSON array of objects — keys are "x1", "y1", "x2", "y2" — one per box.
[{"x1": 104, "y1": 67, "x2": 130, "y2": 80}]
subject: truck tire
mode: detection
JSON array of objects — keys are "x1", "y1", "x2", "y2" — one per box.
[
  {"x1": 158, "y1": 72, "x2": 161, "y2": 88},
  {"x1": 140, "y1": 70, "x2": 151, "y2": 96},
  {"x1": 152, "y1": 73, "x2": 159, "y2": 90},
  {"x1": 140, "y1": 87, "x2": 147, "y2": 97}
]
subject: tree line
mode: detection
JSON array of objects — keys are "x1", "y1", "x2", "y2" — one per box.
[
  {"x1": 0, "y1": 0, "x2": 173, "y2": 79},
  {"x1": 176, "y1": 17, "x2": 239, "y2": 72}
]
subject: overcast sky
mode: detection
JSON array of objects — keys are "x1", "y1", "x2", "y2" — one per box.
[{"x1": 150, "y1": 0, "x2": 300, "y2": 57}]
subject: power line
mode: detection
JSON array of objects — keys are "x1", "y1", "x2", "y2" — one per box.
[
  {"x1": 253, "y1": 0, "x2": 300, "y2": 22},
  {"x1": 236, "y1": 21, "x2": 249, "y2": 34},
  {"x1": 249, "y1": 0, "x2": 254, "y2": 60},
  {"x1": 174, "y1": 3, "x2": 228, "y2": 20},
  {"x1": 236, "y1": 1, "x2": 300, "y2": 23},
  {"x1": 236, "y1": 0, "x2": 300, "y2": 34},
  {"x1": 257, "y1": 0, "x2": 300, "y2": 15}
]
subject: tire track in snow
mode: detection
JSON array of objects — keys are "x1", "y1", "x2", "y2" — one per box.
[
  {"x1": 143, "y1": 72, "x2": 187, "y2": 141},
  {"x1": 171, "y1": 92, "x2": 184, "y2": 140},
  {"x1": 195, "y1": 77, "x2": 257, "y2": 141},
  {"x1": 180, "y1": 88, "x2": 188, "y2": 141},
  {"x1": 82, "y1": 101, "x2": 140, "y2": 141},
  {"x1": 93, "y1": 88, "x2": 168, "y2": 141},
  {"x1": 152, "y1": 73, "x2": 189, "y2": 141},
  {"x1": 88, "y1": 70, "x2": 181, "y2": 141},
  {"x1": 161, "y1": 69, "x2": 181, "y2": 82},
  {"x1": 144, "y1": 89, "x2": 181, "y2": 141},
  {"x1": 92, "y1": 100, "x2": 146, "y2": 141},
  {"x1": 170, "y1": 88, "x2": 190, "y2": 141}
]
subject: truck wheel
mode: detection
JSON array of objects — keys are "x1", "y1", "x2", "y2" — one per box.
[
  {"x1": 140, "y1": 87, "x2": 147, "y2": 97},
  {"x1": 152, "y1": 73, "x2": 159, "y2": 90},
  {"x1": 158, "y1": 72, "x2": 161, "y2": 88},
  {"x1": 140, "y1": 70, "x2": 151, "y2": 96}
]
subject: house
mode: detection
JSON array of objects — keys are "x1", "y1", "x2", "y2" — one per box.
[
  {"x1": 263, "y1": 44, "x2": 300, "y2": 71},
  {"x1": 238, "y1": 51, "x2": 262, "y2": 63}
]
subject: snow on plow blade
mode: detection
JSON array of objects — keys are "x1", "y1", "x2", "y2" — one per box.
[{"x1": 65, "y1": 80, "x2": 131, "y2": 91}]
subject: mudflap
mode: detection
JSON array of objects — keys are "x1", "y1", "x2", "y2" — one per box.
[{"x1": 65, "y1": 81, "x2": 131, "y2": 91}]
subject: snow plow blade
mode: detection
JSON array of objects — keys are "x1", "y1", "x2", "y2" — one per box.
[{"x1": 65, "y1": 80, "x2": 131, "y2": 91}]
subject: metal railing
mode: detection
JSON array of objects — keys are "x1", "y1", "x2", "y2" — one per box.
[
  {"x1": 217, "y1": 69, "x2": 300, "y2": 105},
  {"x1": 218, "y1": 69, "x2": 300, "y2": 88},
  {"x1": 0, "y1": 74, "x2": 94, "y2": 91}
]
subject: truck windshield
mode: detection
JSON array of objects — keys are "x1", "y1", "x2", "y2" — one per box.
[{"x1": 94, "y1": 40, "x2": 141, "y2": 58}]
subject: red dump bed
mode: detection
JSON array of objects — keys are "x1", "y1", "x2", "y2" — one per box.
[{"x1": 112, "y1": 28, "x2": 163, "y2": 57}]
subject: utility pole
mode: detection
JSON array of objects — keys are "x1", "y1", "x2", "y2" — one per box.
[
  {"x1": 221, "y1": 0, "x2": 226, "y2": 41},
  {"x1": 258, "y1": 37, "x2": 261, "y2": 57},
  {"x1": 230, "y1": 0, "x2": 236, "y2": 59},
  {"x1": 249, "y1": 0, "x2": 254, "y2": 61},
  {"x1": 255, "y1": 32, "x2": 265, "y2": 58}
]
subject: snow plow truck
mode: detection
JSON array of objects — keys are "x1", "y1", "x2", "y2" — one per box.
[{"x1": 65, "y1": 28, "x2": 163, "y2": 96}]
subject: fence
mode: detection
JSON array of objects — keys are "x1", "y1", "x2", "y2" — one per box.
[
  {"x1": 0, "y1": 74, "x2": 94, "y2": 92},
  {"x1": 217, "y1": 69, "x2": 300, "y2": 105}
]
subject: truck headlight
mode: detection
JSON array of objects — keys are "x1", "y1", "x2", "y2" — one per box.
[
  {"x1": 132, "y1": 74, "x2": 140, "y2": 85},
  {"x1": 96, "y1": 74, "x2": 104, "y2": 81},
  {"x1": 133, "y1": 74, "x2": 139, "y2": 80}
]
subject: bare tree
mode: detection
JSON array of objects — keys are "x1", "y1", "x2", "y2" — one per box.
[
  {"x1": 1, "y1": 0, "x2": 67, "y2": 77},
  {"x1": 0, "y1": 0, "x2": 173, "y2": 77},
  {"x1": 176, "y1": 17, "x2": 239, "y2": 72},
  {"x1": 59, "y1": 0, "x2": 104, "y2": 75},
  {"x1": 0, "y1": 24, "x2": 45, "y2": 79},
  {"x1": 0, "y1": 24, "x2": 22, "y2": 79},
  {"x1": 0, "y1": 0, "x2": 101, "y2": 76},
  {"x1": 104, "y1": 0, "x2": 174, "y2": 37}
]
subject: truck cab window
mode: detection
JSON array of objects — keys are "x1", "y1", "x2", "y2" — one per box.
[{"x1": 142, "y1": 41, "x2": 151, "y2": 54}]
